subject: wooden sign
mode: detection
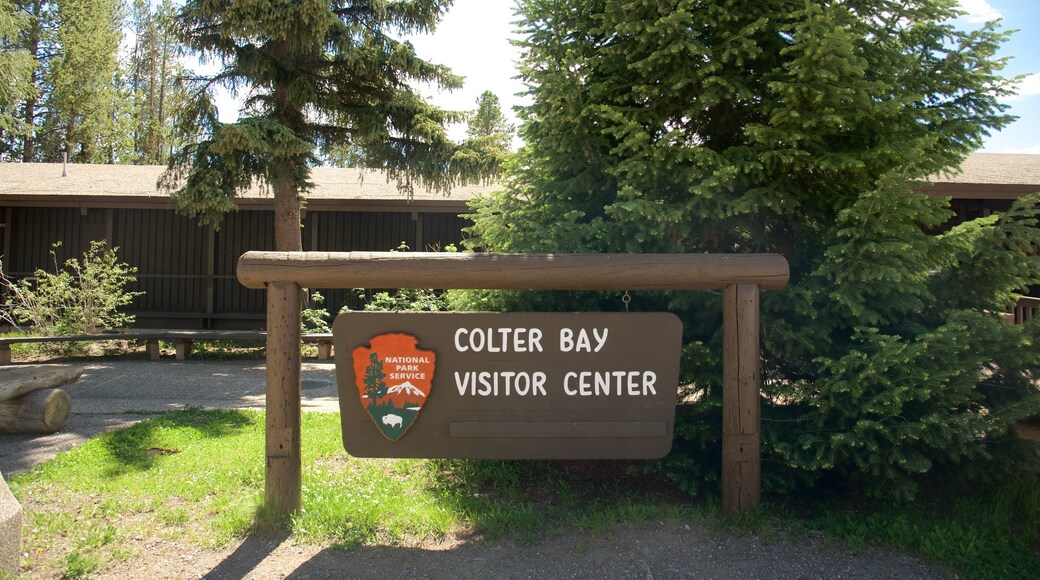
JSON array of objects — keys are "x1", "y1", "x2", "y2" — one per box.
[{"x1": 333, "y1": 311, "x2": 682, "y2": 459}]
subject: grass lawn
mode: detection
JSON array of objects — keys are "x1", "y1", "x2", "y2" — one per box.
[{"x1": 8, "y1": 408, "x2": 1040, "y2": 578}]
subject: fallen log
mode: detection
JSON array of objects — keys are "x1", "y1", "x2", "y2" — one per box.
[
  {"x1": 0, "y1": 364, "x2": 82, "y2": 403},
  {"x1": 0, "y1": 388, "x2": 71, "y2": 434}
]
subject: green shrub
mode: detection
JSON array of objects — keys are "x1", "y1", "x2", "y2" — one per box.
[
  {"x1": 342, "y1": 242, "x2": 451, "y2": 313},
  {"x1": 302, "y1": 290, "x2": 331, "y2": 332},
  {"x1": 2, "y1": 241, "x2": 142, "y2": 335}
]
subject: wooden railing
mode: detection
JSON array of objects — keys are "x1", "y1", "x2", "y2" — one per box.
[{"x1": 1012, "y1": 296, "x2": 1040, "y2": 325}]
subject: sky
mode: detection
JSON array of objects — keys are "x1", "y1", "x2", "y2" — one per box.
[
  {"x1": 955, "y1": 0, "x2": 1040, "y2": 153},
  {"x1": 405, "y1": 0, "x2": 1040, "y2": 154},
  {"x1": 207, "y1": 0, "x2": 1040, "y2": 154}
]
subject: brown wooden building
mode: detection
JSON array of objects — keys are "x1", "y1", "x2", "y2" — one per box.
[
  {"x1": 1, "y1": 154, "x2": 1038, "y2": 329},
  {"x1": 0, "y1": 163, "x2": 487, "y2": 329},
  {"x1": 919, "y1": 152, "x2": 1040, "y2": 226}
]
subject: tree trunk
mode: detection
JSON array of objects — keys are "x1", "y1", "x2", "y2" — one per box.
[
  {"x1": 272, "y1": 172, "x2": 303, "y2": 252},
  {"x1": 21, "y1": 0, "x2": 44, "y2": 162},
  {"x1": 0, "y1": 388, "x2": 71, "y2": 434},
  {"x1": 0, "y1": 364, "x2": 82, "y2": 403},
  {"x1": 156, "y1": 43, "x2": 167, "y2": 164}
]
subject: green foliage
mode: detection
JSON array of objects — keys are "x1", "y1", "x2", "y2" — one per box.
[
  {"x1": 301, "y1": 290, "x2": 331, "y2": 333},
  {"x1": 462, "y1": 0, "x2": 1040, "y2": 498},
  {"x1": 1, "y1": 240, "x2": 142, "y2": 334},
  {"x1": 467, "y1": 90, "x2": 513, "y2": 150},
  {"x1": 2, "y1": 0, "x2": 186, "y2": 162},
  {"x1": 354, "y1": 287, "x2": 448, "y2": 313},
  {"x1": 346, "y1": 242, "x2": 451, "y2": 312},
  {"x1": 126, "y1": 0, "x2": 187, "y2": 165},
  {"x1": 46, "y1": 0, "x2": 129, "y2": 163},
  {"x1": 0, "y1": 0, "x2": 37, "y2": 157},
  {"x1": 163, "y1": 0, "x2": 504, "y2": 249}
]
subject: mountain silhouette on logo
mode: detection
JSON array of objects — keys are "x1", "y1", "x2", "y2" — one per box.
[
  {"x1": 387, "y1": 381, "x2": 427, "y2": 398},
  {"x1": 382, "y1": 380, "x2": 428, "y2": 407}
]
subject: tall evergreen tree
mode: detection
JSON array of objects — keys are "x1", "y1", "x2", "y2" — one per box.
[
  {"x1": 162, "y1": 0, "x2": 498, "y2": 252},
  {"x1": 466, "y1": 89, "x2": 512, "y2": 150},
  {"x1": 127, "y1": 0, "x2": 184, "y2": 164},
  {"x1": 460, "y1": 0, "x2": 1040, "y2": 497},
  {"x1": 43, "y1": 0, "x2": 126, "y2": 162},
  {"x1": 0, "y1": 0, "x2": 37, "y2": 160},
  {"x1": 2, "y1": 0, "x2": 56, "y2": 161}
]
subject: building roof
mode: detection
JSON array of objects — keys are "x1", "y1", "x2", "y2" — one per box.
[
  {"x1": 922, "y1": 153, "x2": 1040, "y2": 200},
  {"x1": 931, "y1": 153, "x2": 1040, "y2": 186},
  {"x1": 2, "y1": 153, "x2": 1038, "y2": 206},
  {"x1": 0, "y1": 163, "x2": 491, "y2": 212}
]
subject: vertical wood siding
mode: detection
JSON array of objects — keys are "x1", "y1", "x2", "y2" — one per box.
[
  {"x1": 111, "y1": 209, "x2": 208, "y2": 314},
  {"x1": 5, "y1": 207, "x2": 84, "y2": 274},
  {"x1": 421, "y1": 214, "x2": 470, "y2": 251},
  {"x1": 1, "y1": 205, "x2": 470, "y2": 328},
  {"x1": 307, "y1": 211, "x2": 417, "y2": 314},
  {"x1": 215, "y1": 210, "x2": 275, "y2": 316}
]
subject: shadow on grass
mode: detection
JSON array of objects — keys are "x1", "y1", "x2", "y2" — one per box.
[
  {"x1": 100, "y1": 407, "x2": 256, "y2": 475},
  {"x1": 420, "y1": 459, "x2": 695, "y2": 545}
]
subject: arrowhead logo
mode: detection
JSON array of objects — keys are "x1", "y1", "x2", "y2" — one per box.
[{"x1": 351, "y1": 332, "x2": 436, "y2": 441}]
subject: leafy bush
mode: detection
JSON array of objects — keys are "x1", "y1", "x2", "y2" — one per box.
[
  {"x1": 352, "y1": 287, "x2": 447, "y2": 313},
  {"x1": 342, "y1": 242, "x2": 451, "y2": 313},
  {"x1": 2, "y1": 241, "x2": 142, "y2": 335},
  {"x1": 302, "y1": 290, "x2": 331, "y2": 332}
]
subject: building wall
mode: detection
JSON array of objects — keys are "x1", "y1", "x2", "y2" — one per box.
[{"x1": 1, "y1": 205, "x2": 471, "y2": 329}]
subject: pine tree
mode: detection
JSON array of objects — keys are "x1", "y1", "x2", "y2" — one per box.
[
  {"x1": 2, "y1": 0, "x2": 55, "y2": 161},
  {"x1": 364, "y1": 353, "x2": 387, "y2": 405},
  {"x1": 126, "y1": 0, "x2": 183, "y2": 164},
  {"x1": 43, "y1": 0, "x2": 126, "y2": 163},
  {"x1": 0, "y1": 0, "x2": 37, "y2": 160},
  {"x1": 466, "y1": 90, "x2": 512, "y2": 150},
  {"x1": 162, "y1": 0, "x2": 500, "y2": 252},
  {"x1": 459, "y1": 0, "x2": 1040, "y2": 497}
]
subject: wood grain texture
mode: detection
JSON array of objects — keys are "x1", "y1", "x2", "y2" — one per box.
[
  {"x1": 237, "y1": 251, "x2": 790, "y2": 291},
  {"x1": 722, "y1": 284, "x2": 761, "y2": 516},
  {"x1": 0, "y1": 365, "x2": 82, "y2": 402},
  {"x1": 265, "y1": 282, "x2": 302, "y2": 516},
  {"x1": 0, "y1": 388, "x2": 71, "y2": 434}
]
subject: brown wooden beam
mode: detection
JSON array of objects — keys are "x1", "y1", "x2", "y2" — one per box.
[{"x1": 237, "y1": 251, "x2": 790, "y2": 291}]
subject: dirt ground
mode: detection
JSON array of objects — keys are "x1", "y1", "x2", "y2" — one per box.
[{"x1": 89, "y1": 520, "x2": 954, "y2": 579}]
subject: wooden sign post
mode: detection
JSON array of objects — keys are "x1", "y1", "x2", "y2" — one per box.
[{"x1": 237, "y1": 252, "x2": 789, "y2": 518}]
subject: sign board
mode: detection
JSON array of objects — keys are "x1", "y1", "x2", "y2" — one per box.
[{"x1": 333, "y1": 311, "x2": 682, "y2": 459}]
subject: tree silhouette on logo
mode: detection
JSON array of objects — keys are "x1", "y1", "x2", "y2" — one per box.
[{"x1": 363, "y1": 352, "x2": 387, "y2": 406}]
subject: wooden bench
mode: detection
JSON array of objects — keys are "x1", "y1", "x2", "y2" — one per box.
[{"x1": 0, "y1": 330, "x2": 334, "y2": 364}]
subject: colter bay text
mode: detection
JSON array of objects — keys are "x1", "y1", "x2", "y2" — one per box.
[{"x1": 452, "y1": 326, "x2": 658, "y2": 397}]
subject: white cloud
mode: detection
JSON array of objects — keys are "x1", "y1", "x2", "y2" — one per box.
[
  {"x1": 957, "y1": 0, "x2": 1003, "y2": 23},
  {"x1": 1009, "y1": 73, "x2": 1040, "y2": 100}
]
